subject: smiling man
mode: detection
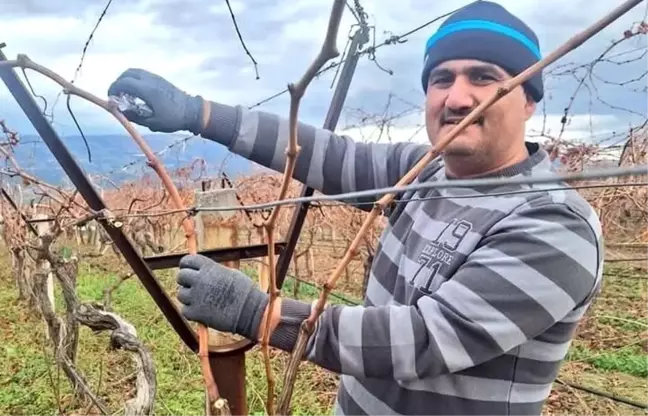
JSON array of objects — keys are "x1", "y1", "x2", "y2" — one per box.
[
  {"x1": 426, "y1": 60, "x2": 536, "y2": 177},
  {"x1": 108, "y1": 1, "x2": 604, "y2": 414}
]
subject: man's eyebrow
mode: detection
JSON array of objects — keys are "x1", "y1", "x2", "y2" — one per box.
[
  {"x1": 429, "y1": 64, "x2": 506, "y2": 78},
  {"x1": 428, "y1": 68, "x2": 454, "y2": 78},
  {"x1": 467, "y1": 64, "x2": 506, "y2": 76}
]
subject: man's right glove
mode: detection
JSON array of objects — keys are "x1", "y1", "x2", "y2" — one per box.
[
  {"x1": 176, "y1": 254, "x2": 269, "y2": 340},
  {"x1": 107, "y1": 68, "x2": 205, "y2": 134}
]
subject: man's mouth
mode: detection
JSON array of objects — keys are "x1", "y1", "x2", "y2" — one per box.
[{"x1": 441, "y1": 116, "x2": 485, "y2": 127}]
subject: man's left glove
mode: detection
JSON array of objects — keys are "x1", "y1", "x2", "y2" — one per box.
[
  {"x1": 176, "y1": 254, "x2": 269, "y2": 340},
  {"x1": 107, "y1": 68, "x2": 205, "y2": 134}
]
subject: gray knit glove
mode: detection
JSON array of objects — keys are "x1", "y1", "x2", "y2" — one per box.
[
  {"x1": 107, "y1": 68, "x2": 204, "y2": 134},
  {"x1": 176, "y1": 254, "x2": 269, "y2": 340}
]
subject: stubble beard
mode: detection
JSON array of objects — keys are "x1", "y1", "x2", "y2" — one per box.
[
  {"x1": 434, "y1": 123, "x2": 485, "y2": 157},
  {"x1": 430, "y1": 123, "x2": 498, "y2": 176}
]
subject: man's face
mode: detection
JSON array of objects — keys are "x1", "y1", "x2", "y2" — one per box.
[{"x1": 424, "y1": 59, "x2": 535, "y2": 163}]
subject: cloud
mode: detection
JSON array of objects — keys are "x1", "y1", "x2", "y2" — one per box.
[
  {"x1": 0, "y1": 0, "x2": 125, "y2": 17},
  {"x1": 0, "y1": 0, "x2": 645, "y2": 143}
]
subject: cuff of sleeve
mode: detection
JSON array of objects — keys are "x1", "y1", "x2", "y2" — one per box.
[
  {"x1": 199, "y1": 100, "x2": 240, "y2": 148},
  {"x1": 269, "y1": 298, "x2": 312, "y2": 353}
]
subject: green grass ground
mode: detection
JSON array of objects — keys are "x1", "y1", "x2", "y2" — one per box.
[
  {"x1": 0, "y1": 252, "x2": 645, "y2": 415},
  {"x1": 0, "y1": 254, "x2": 346, "y2": 415}
]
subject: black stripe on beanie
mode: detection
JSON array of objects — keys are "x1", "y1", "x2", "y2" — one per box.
[{"x1": 420, "y1": 1, "x2": 543, "y2": 102}]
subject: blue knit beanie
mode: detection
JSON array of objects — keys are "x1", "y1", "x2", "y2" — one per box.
[{"x1": 421, "y1": 1, "x2": 543, "y2": 102}]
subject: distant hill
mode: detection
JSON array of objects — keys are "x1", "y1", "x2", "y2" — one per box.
[{"x1": 11, "y1": 133, "x2": 264, "y2": 187}]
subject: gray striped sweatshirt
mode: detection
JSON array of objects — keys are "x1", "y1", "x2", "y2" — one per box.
[{"x1": 201, "y1": 101, "x2": 604, "y2": 415}]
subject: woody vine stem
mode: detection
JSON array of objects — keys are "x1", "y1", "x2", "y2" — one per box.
[
  {"x1": 260, "y1": 0, "x2": 345, "y2": 414},
  {"x1": 0, "y1": 0, "x2": 642, "y2": 414}
]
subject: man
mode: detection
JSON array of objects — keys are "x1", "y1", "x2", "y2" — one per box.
[{"x1": 108, "y1": 1, "x2": 604, "y2": 414}]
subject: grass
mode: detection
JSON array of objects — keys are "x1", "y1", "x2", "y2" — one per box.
[
  {"x1": 566, "y1": 345, "x2": 647, "y2": 378},
  {"x1": 545, "y1": 263, "x2": 648, "y2": 415},
  {"x1": 0, "y1": 252, "x2": 646, "y2": 415},
  {"x1": 0, "y1": 253, "x2": 339, "y2": 415}
]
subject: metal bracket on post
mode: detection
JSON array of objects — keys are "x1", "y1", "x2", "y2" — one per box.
[{"x1": 143, "y1": 242, "x2": 286, "y2": 270}]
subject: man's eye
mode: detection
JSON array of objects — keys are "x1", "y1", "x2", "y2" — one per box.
[
  {"x1": 429, "y1": 77, "x2": 453, "y2": 86},
  {"x1": 473, "y1": 74, "x2": 497, "y2": 83}
]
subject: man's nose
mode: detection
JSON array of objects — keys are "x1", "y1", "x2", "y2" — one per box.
[{"x1": 444, "y1": 78, "x2": 475, "y2": 110}]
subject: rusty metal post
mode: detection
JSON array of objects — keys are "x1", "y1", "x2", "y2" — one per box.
[{"x1": 208, "y1": 351, "x2": 247, "y2": 415}]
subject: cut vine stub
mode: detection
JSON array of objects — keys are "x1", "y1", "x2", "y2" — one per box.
[{"x1": 208, "y1": 331, "x2": 251, "y2": 352}]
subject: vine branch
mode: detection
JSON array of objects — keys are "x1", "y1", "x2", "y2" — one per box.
[{"x1": 261, "y1": 1, "x2": 346, "y2": 414}]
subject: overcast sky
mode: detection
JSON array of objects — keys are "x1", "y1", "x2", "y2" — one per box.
[{"x1": 1, "y1": 0, "x2": 646, "y2": 147}]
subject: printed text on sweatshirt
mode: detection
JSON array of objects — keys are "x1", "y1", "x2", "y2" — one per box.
[{"x1": 201, "y1": 102, "x2": 604, "y2": 415}]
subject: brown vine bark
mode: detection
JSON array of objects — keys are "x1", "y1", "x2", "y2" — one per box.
[{"x1": 75, "y1": 303, "x2": 157, "y2": 416}]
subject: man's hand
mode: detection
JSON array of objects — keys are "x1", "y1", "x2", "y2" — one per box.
[
  {"x1": 176, "y1": 254, "x2": 270, "y2": 340},
  {"x1": 107, "y1": 68, "x2": 205, "y2": 134}
]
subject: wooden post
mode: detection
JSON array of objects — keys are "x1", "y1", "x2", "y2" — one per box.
[
  {"x1": 33, "y1": 212, "x2": 55, "y2": 337},
  {"x1": 194, "y1": 187, "x2": 248, "y2": 415}
]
